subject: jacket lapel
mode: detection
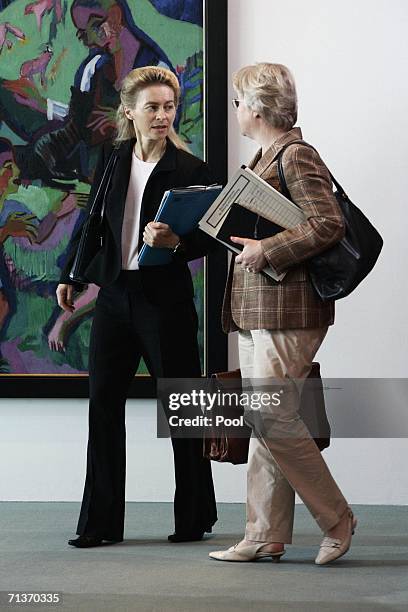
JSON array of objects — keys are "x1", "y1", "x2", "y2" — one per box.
[
  {"x1": 247, "y1": 148, "x2": 262, "y2": 170},
  {"x1": 105, "y1": 138, "x2": 134, "y2": 241},
  {"x1": 105, "y1": 137, "x2": 178, "y2": 247},
  {"x1": 139, "y1": 137, "x2": 177, "y2": 219},
  {"x1": 147, "y1": 137, "x2": 178, "y2": 181}
]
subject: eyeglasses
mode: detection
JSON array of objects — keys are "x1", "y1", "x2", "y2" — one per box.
[{"x1": 231, "y1": 99, "x2": 241, "y2": 109}]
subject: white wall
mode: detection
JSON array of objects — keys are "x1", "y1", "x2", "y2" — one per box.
[
  {"x1": 1, "y1": 0, "x2": 407, "y2": 504},
  {"x1": 1, "y1": 398, "x2": 407, "y2": 504},
  {"x1": 227, "y1": 0, "x2": 408, "y2": 378}
]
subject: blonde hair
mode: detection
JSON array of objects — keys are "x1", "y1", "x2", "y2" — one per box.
[
  {"x1": 114, "y1": 66, "x2": 190, "y2": 152},
  {"x1": 233, "y1": 63, "x2": 297, "y2": 131}
]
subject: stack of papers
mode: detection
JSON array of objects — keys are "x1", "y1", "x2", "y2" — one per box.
[{"x1": 198, "y1": 167, "x2": 308, "y2": 280}]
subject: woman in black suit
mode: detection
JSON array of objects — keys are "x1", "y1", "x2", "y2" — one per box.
[{"x1": 56, "y1": 66, "x2": 217, "y2": 547}]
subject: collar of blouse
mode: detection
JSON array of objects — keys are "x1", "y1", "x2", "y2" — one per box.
[{"x1": 249, "y1": 126, "x2": 303, "y2": 176}]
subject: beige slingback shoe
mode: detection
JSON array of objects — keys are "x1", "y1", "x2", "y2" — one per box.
[
  {"x1": 315, "y1": 507, "x2": 357, "y2": 565},
  {"x1": 209, "y1": 541, "x2": 285, "y2": 563}
]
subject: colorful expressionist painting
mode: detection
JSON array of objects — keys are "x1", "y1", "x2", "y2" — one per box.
[{"x1": 0, "y1": 0, "x2": 226, "y2": 394}]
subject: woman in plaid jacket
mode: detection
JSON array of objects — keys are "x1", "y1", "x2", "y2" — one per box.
[{"x1": 209, "y1": 63, "x2": 356, "y2": 566}]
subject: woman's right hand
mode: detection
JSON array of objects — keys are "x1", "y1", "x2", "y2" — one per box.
[
  {"x1": 56, "y1": 284, "x2": 75, "y2": 313},
  {"x1": 232, "y1": 236, "x2": 267, "y2": 273}
]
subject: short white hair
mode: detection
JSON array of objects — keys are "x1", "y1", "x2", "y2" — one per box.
[{"x1": 233, "y1": 63, "x2": 298, "y2": 131}]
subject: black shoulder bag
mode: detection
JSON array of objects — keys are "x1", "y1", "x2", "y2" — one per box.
[
  {"x1": 69, "y1": 148, "x2": 119, "y2": 284},
  {"x1": 276, "y1": 140, "x2": 383, "y2": 301}
]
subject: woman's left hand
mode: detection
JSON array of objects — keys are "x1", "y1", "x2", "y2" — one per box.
[
  {"x1": 232, "y1": 236, "x2": 267, "y2": 273},
  {"x1": 143, "y1": 222, "x2": 179, "y2": 249}
]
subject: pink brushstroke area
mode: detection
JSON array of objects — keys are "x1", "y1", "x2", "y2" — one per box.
[
  {"x1": 189, "y1": 257, "x2": 204, "y2": 277},
  {"x1": 13, "y1": 207, "x2": 81, "y2": 251},
  {"x1": 2, "y1": 338, "x2": 85, "y2": 374}
]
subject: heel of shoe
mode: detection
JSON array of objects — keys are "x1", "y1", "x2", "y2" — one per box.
[
  {"x1": 271, "y1": 553, "x2": 284, "y2": 563},
  {"x1": 351, "y1": 517, "x2": 357, "y2": 535}
]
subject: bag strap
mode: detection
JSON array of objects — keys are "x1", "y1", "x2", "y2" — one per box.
[
  {"x1": 274, "y1": 139, "x2": 348, "y2": 201},
  {"x1": 88, "y1": 147, "x2": 119, "y2": 218},
  {"x1": 99, "y1": 152, "x2": 119, "y2": 224}
]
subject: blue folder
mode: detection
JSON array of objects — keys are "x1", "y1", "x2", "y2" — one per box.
[{"x1": 138, "y1": 185, "x2": 222, "y2": 266}]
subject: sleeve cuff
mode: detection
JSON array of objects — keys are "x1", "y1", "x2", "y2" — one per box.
[{"x1": 260, "y1": 235, "x2": 293, "y2": 275}]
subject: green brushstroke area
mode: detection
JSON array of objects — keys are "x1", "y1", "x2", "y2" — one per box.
[
  {"x1": 193, "y1": 266, "x2": 205, "y2": 372},
  {"x1": 0, "y1": 0, "x2": 202, "y2": 102}
]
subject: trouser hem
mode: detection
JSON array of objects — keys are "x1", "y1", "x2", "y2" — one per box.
[
  {"x1": 316, "y1": 501, "x2": 349, "y2": 533},
  {"x1": 76, "y1": 529, "x2": 124, "y2": 542},
  {"x1": 245, "y1": 530, "x2": 293, "y2": 544}
]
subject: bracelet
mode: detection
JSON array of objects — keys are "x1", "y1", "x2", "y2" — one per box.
[{"x1": 172, "y1": 240, "x2": 183, "y2": 254}]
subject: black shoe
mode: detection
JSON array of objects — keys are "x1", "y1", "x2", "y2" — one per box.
[
  {"x1": 68, "y1": 536, "x2": 104, "y2": 548},
  {"x1": 168, "y1": 531, "x2": 205, "y2": 543}
]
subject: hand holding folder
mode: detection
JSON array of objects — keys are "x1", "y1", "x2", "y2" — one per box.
[
  {"x1": 138, "y1": 185, "x2": 222, "y2": 266},
  {"x1": 198, "y1": 166, "x2": 308, "y2": 281}
]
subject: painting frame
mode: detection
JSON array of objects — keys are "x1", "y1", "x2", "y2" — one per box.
[{"x1": 0, "y1": 0, "x2": 228, "y2": 399}]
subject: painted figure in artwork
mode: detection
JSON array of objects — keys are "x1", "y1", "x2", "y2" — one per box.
[
  {"x1": 0, "y1": 137, "x2": 83, "y2": 372},
  {"x1": 1, "y1": 0, "x2": 175, "y2": 185}
]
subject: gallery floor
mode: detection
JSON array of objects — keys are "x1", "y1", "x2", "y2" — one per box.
[{"x1": 0, "y1": 502, "x2": 407, "y2": 611}]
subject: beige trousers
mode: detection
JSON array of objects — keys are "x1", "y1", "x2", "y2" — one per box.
[{"x1": 238, "y1": 327, "x2": 348, "y2": 544}]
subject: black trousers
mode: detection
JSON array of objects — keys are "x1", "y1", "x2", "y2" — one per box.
[{"x1": 76, "y1": 271, "x2": 217, "y2": 540}]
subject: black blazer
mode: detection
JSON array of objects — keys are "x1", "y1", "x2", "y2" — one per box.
[{"x1": 60, "y1": 138, "x2": 217, "y2": 305}]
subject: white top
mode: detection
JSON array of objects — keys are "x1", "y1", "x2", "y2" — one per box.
[{"x1": 121, "y1": 151, "x2": 157, "y2": 270}]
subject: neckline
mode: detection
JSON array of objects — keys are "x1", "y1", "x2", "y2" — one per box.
[{"x1": 133, "y1": 150, "x2": 158, "y2": 164}]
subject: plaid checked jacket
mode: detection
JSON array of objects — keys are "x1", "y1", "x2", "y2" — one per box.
[{"x1": 221, "y1": 127, "x2": 346, "y2": 332}]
